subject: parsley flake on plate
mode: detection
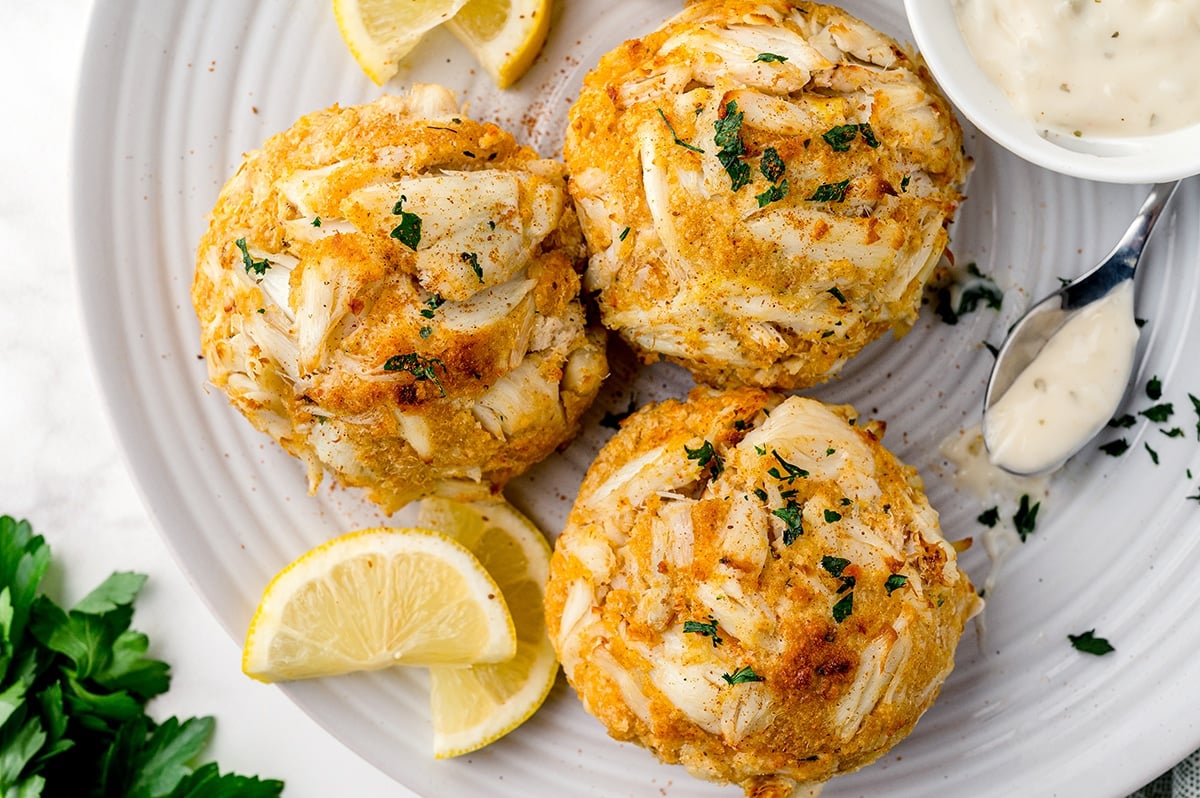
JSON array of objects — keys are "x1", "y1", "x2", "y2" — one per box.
[{"x1": 1068, "y1": 629, "x2": 1115, "y2": 656}]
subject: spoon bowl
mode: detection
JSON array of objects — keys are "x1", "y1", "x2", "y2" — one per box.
[{"x1": 982, "y1": 181, "x2": 1181, "y2": 475}]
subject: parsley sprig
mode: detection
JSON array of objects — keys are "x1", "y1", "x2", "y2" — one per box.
[{"x1": 0, "y1": 516, "x2": 283, "y2": 796}]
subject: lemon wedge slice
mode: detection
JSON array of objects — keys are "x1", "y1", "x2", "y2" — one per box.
[
  {"x1": 243, "y1": 527, "x2": 516, "y2": 682},
  {"x1": 418, "y1": 497, "x2": 559, "y2": 757},
  {"x1": 447, "y1": 0, "x2": 552, "y2": 89},
  {"x1": 333, "y1": 0, "x2": 471, "y2": 85}
]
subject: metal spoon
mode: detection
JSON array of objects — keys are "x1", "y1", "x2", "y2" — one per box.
[{"x1": 982, "y1": 180, "x2": 1181, "y2": 475}]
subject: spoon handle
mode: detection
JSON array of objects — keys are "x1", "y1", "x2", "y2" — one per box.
[
  {"x1": 1063, "y1": 180, "x2": 1181, "y2": 308},
  {"x1": 1107, "y1": 181, "x2": 1181, "y2": 273}
]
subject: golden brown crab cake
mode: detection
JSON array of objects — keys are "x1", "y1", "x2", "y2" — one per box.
[
  {"x1": 193, "y1": 86, "x2": 607, "y2": 513},
  {"x1": 565, "y1": 0, "x2": 968, "y2": 389},
  {"x1": 545, "y1": 387, "x2": 980, "y2": 797}
]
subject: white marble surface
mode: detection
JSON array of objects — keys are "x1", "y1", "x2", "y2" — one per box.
[{"x1": 0, "y1": 4, "x2": 408, "y2": 795}]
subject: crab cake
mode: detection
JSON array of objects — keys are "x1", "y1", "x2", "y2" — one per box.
[
  {"x1": 564, "y1": 0, "x2": 968, "y2": 389},
  {"x1": 545, "y1": 387, "x2": 980, "y2": 797},
  {"x1": 193, "y1": 86, "x2": 607, "y2": 513}
]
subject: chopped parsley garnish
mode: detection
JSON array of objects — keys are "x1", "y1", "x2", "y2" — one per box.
[
  {"x1": 683, "y1": 616, "x2": 723, "y2": 647},
  {"x1": 656, "y1": 107, "x2": 704, "y2": 153},
  {"x1": 1108, "y1": 414, "x2": 1136, "y2": 429},
  {"x1": 755, "y1": 444, "x2": 767, "y2": 456},
  {"x1": 976, "y1": 507, "x2": 1000, "y2": 527},
  {"x1": 768, "y1": 451, "x2": 809, "y2": 483},
  {"x1": 936, "y1": 263, "x2": 1003, "y2": 325},
  {"x1": 831, "y1": 592, "x2": 854, "y2": 623},
  {"x1": 420, "y1": 293, "x2": 445, "y2": 319},
  {"x1": 419, "y1": 326, "x2": 433, "y2": 339},
  {"x1": 820, "y1": 330, "x2": 835, "y2": 338},
  {"x1": 461, "y1": 251, "x2": 484, "y2": 282},
  {"x1": 900, "y1": 174, "x2": 911, "y2": 192},
  {"x1": 759, "y1": 148, "x2": 786, "y2": 183},
  {"x1": 714, "y1": 101, "x2": 751, "y2": 191},
  {"x1": 234, "y1": 238, "x2": 271, "y2": 276},
  {"x1": 1068, "y1": 629, "x2": 1115, "y2": 656},
  {"x1": 753, "y1": 488, "x2": 769, "y2": 502},
  {"x1": 1147, "y1": 376, "x2": 1163, "y2": 400},
  {"x1": 826, "y1": 447, "x2": 836, "y2": 456},
  {"x1": 884, "y1": 574, "x2": 908, "y2": 595},
  {"x1": 823, "y1": 509, "x2": 842, "y2": 523},
  {"x1": 390, "y1": 195, "x2": 423, "y2": 250},
  {"x1": 619, "y1": 226, "x2": 631, "y2": 241},
  {"x1": 821, "y1": 123, "x2": 880, "y2": 152},
  {"x1": 821, "y1": 556, "x2": 850, "y2": 578},
  {"x1": 755, "y1": 179, "x2": 789, "y2": 207},
  {"x1": 1141, "y1": 403, "x2": 1174, "y2": 423},
  {"x1": 383, "y1": 353, "x2": 447, "y2": 397},
  {"x1": 311, "y1": 216, "x2": 321, "y2": 227},
  {"x1": 1162, "y1": 427, "x2": 1185, "y2": 438},
  {"x1": 1099, "y1": 439, "x2": 1130, "y2": 457},
  {"x1": 753, "y1": 52, "x2": 789, "y2": 63},
  {"x1": 685, "y1": 440, "x2": 724, "y2": 478},
  {"x1": 256, "y1": 307, "x2": 266, "y2": 314},
  {"x1": 1013, "y1": 494, "x2": 1040, "y2": 541},
  {"x1": 772, "y1": 501, "x2": 803, "y2": 545},
  {"x1": 806, "y1": 179, "x2": 851, "y2": 203},
  {"x1": 721, "y1": 666, "x2": 764, "y2": 685},
  {"x1": 840, "y1": 497, "x2": 851, "y2": 506},
  {"x1": 827, "y1": 286, "x2": 848, "y2": 304},
  {"x1": 1145, "y1": 443, "x2": 1160, "y2": 465},
  {"x1": 1191, "y1": 393, "x2": 1200, "y2": 440}
]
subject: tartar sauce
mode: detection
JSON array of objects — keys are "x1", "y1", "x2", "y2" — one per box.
[
  {"x1": 983, "y1": 281, "x2": 1139, "y2": 474},
  {"x1": 954, "y1": 0, "x2": 1200, "y2": 137}
]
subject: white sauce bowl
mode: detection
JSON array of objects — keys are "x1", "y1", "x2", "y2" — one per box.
[{"x1": 904, "y1": 0, "x2": 1200, "y2": 183}]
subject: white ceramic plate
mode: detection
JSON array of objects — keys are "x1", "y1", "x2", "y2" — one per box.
[{"x1": 73, "y1": 2, "x2": 1200, "y2": 796}]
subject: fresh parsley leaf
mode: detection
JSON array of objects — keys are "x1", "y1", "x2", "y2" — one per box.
[
  {"x1": 1068, "y1": 629, "x2": 1115, "y2": 656},
  {"x1": 806, "y1": 179, "x2": 851, "y2": 202},
  {"x1": 900, "y1": 174, "x2": 910, "y2": 192},
  {"x1": 1099, "y1": 439, "x2": 1130, "y2": 456},
  {"x1": 821, "y1": 556, "x2": 850, "y2": 578},
  {"x1": 771, "y1": 501, "x2": 803, "y2": 545},
  {"x1": 767, "y1": 451, "x2": 809, "y2": 483},
  {"x1": 166, "y1": 761, "x2": 285, "y2": 797},
  {"x1": 1147, "y1": 376, "x2": 1163, "y2": 400},
  {"x1": 1140, "y1": 403, "x2": 1174, "y2": 423},
  {"x1": 1013, "y1": 494, "x2": 1040, "y2": 541},
  {"x1": 759, "y1": 148, "x2": 786, "y2": 183},
  {"x1": 753, "y1": 488, "x2": 769, "y2": 502},
  {"x1": 1190, "y1": 393, "x2": 1200, "y2": 440},
  {"x1": 976, "y1": 507, "x2": 1000, "y2": 527},
  {"x1": 419, "y1": 293, "x2": 445, "y2": 319},
  {"x1": 1162, "y1": 427, "x2": 1185, "y2": 438},
  {"x1": 714, "y1": 101, "x2": 751, "y2": 191},
  {"x1": 831, "y1": 592, "x2": 854, "y2": 623},
  {"x1": 1108, "y1": 414, "x2": 1136, "y2": 429},
  {"x1": 383, "y1": 353, "x2": 447, "y2": 397},
  {"x1": 311, "y1": 216, "x2": 321, "y2": 227},
  {"x1": 656, "y1": 108, "x2": 704, "y2": 153},
  {"x1": 682, "y1": 617, "x2": 722, "y2": 647},
  {"x1": 858, "y1": 123, "x2": 880, "y2": 148},
  {"x1": 233, "y1": 239, "x2": 271, "y2": 276},
  {"x1": 822, "y1": 124, "x2": 860, "y2": 152},
  {"x1": 755, "y1": 179, "x2": 788, "y2": 208},
  {"x1": 721, "y1": 666, "x2": 764, "y2": 685},
  {"x1": 753, "y1": 52, "x2": 788, "y2": 63},
  {"x1": 685, "y1": 441, "x2": 723, "y2": 478},
  {"x1": 884, "y1": 574, "x2": 908, "y2": 595},
  {"x1": 823, "y1": 509, "x2": 842, "y2": 523},
  {"x1": 461, "y1": 251, "x2": 484, "y2": 282},
  {"x1": 390, "y1": 196, "x2": 422, "y2": 250},
  {"x1": 1145, "y1": 442, "x2": 1160, "y2": 465}
]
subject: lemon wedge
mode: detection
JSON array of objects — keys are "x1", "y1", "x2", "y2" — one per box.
[
  {"x1": 447, "y1": 0, "x2": 552, "y2": 89},
  {"x1": 243, "y1": 527, "x2": 516, "y2": 682},
  {"x1": 333, "y1": 0, "x2": 471, "y2": 85},
  {"x1": 417, "y1": 497, "x2": 559, "y2": 758}
]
